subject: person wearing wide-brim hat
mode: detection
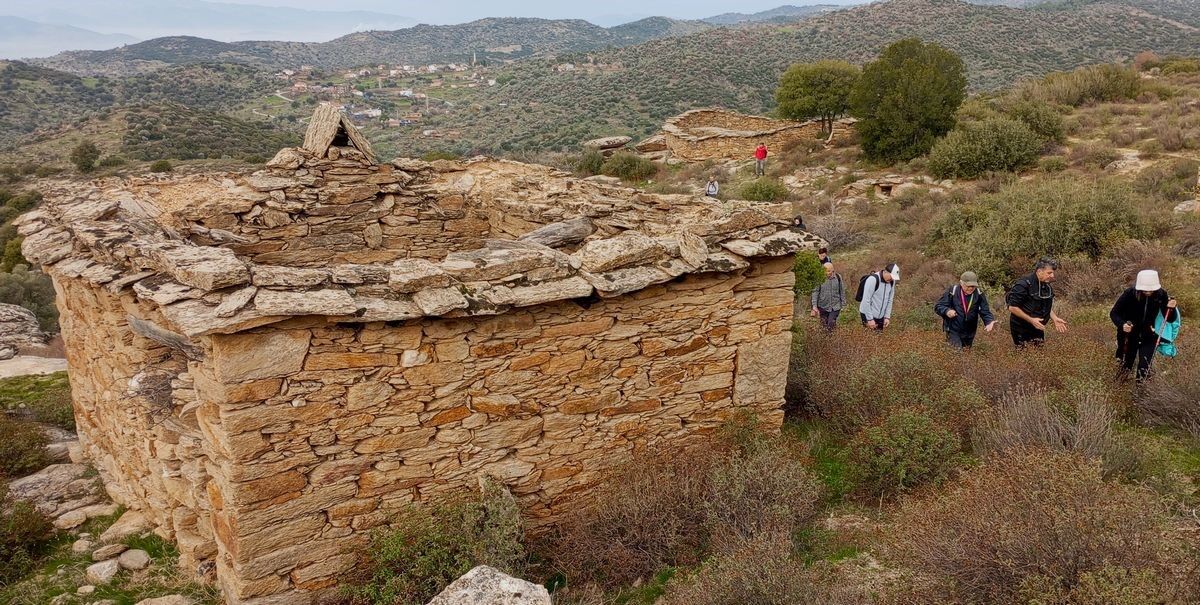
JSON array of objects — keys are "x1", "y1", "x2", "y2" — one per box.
[
  {"x1": 934, "y1": 271, "x2": 997, "y2": 350},
  {"x1": 1109, "y1": 269, "x2": 1178, "y2": 380}
]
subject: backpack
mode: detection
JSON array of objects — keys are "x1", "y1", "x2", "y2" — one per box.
[{"x1": 854, "y1": 272, "x2": 880, "y2": 303}]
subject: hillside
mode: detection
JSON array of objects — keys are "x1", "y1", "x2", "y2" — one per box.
[
  {"x1": 30, "y1": 17, "x2": 715, "y2": 77},
  {"x1": 0, "y1": 17, "x2": 137, "y2": 60},
  {"x1": 702, "y1": 4, "x2": 844, "y2": 25},
  {"x1": 379, "y1": 0, "x2": 1200, "y2": 155}
]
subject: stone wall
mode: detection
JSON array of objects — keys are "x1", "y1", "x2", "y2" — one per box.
[
  {"x1": 55, "y1": 254, "x2": 794, "y2": 604},
  {"x1": 194, "y1": 256, "x2": 794, "y2": 603},
  {"x1": 660, "y1": 108, "x2": 853, "y2": 162},
  {"x1": 55, "y1": 277, "x2": 219, "y2": 573}
]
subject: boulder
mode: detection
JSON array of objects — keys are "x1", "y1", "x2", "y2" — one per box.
[
  {"x1": 8, "y1": 464, "x2": 102, "y2": 517},
  {"x1": 98, "y1": 510, "x2": 151, "y2": 544},
  {"x1": 634, "y1": 134, "x2": 668, "y2": 152},
  {"x1": 77, "y1": 585, "x2": 96, "y2": 595},
  {"x1": 425, "y1": 566, "x2": 551, "y2": 605},
  {"x1": 118, "y1": 548, "x2": 151, "y2": 571},
  {"x1": 92, "y1": 543, "x2": 128, "y2": 561},
  {"x1": 0, "y1": 303, "x2": 48, "y2": 350},
  {"x1": 581, "y1": 136, "x2": 632, "y2": 151},
  {"x1": 72, "y1": 539, "x2": 94, "y2": 554},
  {"x1": 134, "y1": 597, "x2": 196, "y2": 605},
  {"x1": 85, "y1": 559, "x2": 121, "y2": 585}
]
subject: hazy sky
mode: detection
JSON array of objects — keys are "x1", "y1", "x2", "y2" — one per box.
[{"x1": 203, "y1": 0, "x2": 871, "y2": 25}]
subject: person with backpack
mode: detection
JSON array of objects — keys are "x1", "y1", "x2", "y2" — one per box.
[
  {"x1": 1109, "y1": 269, "x2": 1178, "y2": 380},
  {"x1": 817, "y1": 247, "x2": 832, "y2": 264},
  {"x1": 810, "y1": 262, "x2": 846, "y2": 331},
  {"x1": 1007, "y1": 258, "x2": 1068, "y2": 347},
  {"x1": 754, "y1": 142, "x2": 768, "y2": 176},
  {"x1": 857, "y1": 263, "x2": 899, "y2": 331},
  {"x1": 934, "y1": 271, "x2": 997, "y2": 350},
  {"x1": 704, "y1": 176, "x2": 719, "y2": 198}
]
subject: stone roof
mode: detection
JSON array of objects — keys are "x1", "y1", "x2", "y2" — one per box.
[{"x1": 20, "y1": 138, "x2": 823, "y2": 339}]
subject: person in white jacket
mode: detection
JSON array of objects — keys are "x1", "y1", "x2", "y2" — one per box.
[{"x1": 859, "y1": 263, "x2": 899, "y2": 331}]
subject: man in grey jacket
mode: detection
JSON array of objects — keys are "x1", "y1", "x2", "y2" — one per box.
[
  {"x1": 810, "y1": 262, "x2": 846, "y2": 331},
  {"x1": 859, "y1": 263, "x2": 899, "y2": 331}
]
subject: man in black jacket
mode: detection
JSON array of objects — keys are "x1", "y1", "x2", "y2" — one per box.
[
  {"x1": 1007, "y1": 258, "x2": 1068, "y2": 347},
  {"x1": 1110, "y1": 269, "x2": 1178, "y2": 379},
  {"x1": 934, "y1": 271, "x2": 997, "y2": 350}
]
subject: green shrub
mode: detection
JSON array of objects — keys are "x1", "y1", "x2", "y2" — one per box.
[
  {"x1": 69, "y1": 140, "x2": 100, "y2": 173},
  {"x1": 893, "y1": 451, "x2": 1179, "y2": 604},
  {"x1": 1017, "y1": 64, "x2": 1142, "y2": 107},
  {"x1": 737, "y1": 178, "x2": 789, "y2": 202},
  {"x1": 420, "y1": 151, "x2": 460, "y2": 162},
  {"x1": 1019, "y1": 566, "x2": 1175, "y2": 605},
  {"x1": 0, "y1": 480, "x2": 56, "y2": 584},
  {"x1": 0, "y1": 416, "x2": 49, "y2": 478},
  {"x1": 776, "y1": 60, "x2": 861, "y2": 133},
  {"x1": 97, "y1": 155, "x2": 126, "y2": 168},
  {"x1": 849, "y1": 38, "x2": 967, "y2": 162},
  {"x1": 792, "y1": 252, "x2": 825, "y2": 297},
  {"x1": 1158, "y1": 57, "x2": 1200, "y2": 75},
  {"x1": 0, "y1": 373, "x2": 73, "y2": 431},
  {"x1": 574, "y1": 149, "x2": 605, "y2": 176},
  {"x1": 600, "y1": 152, "x2": 657, "y2": 181},
  {"x1": 1039, "y1": 156, "x2": 1068, "y2": 172},
  {"x1": 928, "y1": 176, "x2": 1159, "y2": 284},
  {"x1": 848, "y1": 409, "x2": 962, "y2": 499},
  {"x1": 1134, "y1": 158, "x2": 1199, "y2": 203},
  {"x1": 1005, "y1": 99, "x2": 1065, "y2": 144},
  {"x1": 148, "y1": 160, "x2": 173, "y2": 173},
  {"x1": 344, "y1": 480, "x2": 525, "y2": 605},
  {"x1": 1069, "y1": 142, "x2": 1122, "y2": 169},
  {"x1": 927, "y1": 118, "x2": 1044, "y2": 179}
]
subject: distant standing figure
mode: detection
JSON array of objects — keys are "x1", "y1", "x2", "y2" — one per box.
[
  {"x1": 858, "y1": 263, "x2": 899, "y2": 331},
  {"x1": 934, "y1": 271, "x2": 997, "y2": 350},
  {"x1": 754, "y1": 142, "x2": 768, "y2": 176},
  {"x1": 1110, "y1": 269, "x2": 1178, "y2": 380},
  {"x1": 817, "y1": 247, "x2": 832, "y2": 264},
  {"x1": 810, "y1": 262, "x2": 846, "y2": 331},
  {"x1": 1007, "y1": 257, "x2": 1068, "y2": 347},
  {"x1": 705, "y1": 176, "x2": 719, "y2": 197}
]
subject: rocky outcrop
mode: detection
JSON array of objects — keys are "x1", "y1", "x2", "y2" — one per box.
[
  {"x1": 426, "y1": 566, "x2": 551, "y2": 605},
  {"x1": 581, "y1": 135, "x2": 632, "y2": 157},
  {"x1": 658, "y1": 108, "x2": 855, "y2": 161},
  {"x1": 0, "y1": 303, "x2": 48, "y2": 359}
]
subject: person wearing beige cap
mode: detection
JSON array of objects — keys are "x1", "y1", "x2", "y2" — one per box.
[
  {"x1": 1110, "y1": 269, "x2": 1178, "y2": 379},
  {"x1": 934, "y1": 271, "x2": 998, "y2": 350}
]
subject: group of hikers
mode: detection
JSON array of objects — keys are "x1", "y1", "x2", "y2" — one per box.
[
  {"x1": 809, "y1": 254, "x2": 1182, "y2": 380},
  {"x1": 701, "y1": 142, "x2": 772, "y2": 198}
]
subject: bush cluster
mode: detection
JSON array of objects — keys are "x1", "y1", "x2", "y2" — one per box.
[
  {"x1": 0, "y1": 267, "x2": 58, "y2": 333},
  {"x1": 927, "y1": 117, "x2": 1043, "y2": 179},
  {"x1": 600, "y1": 152, "x2": 657, "y2": 181},
  {"x1": 737, "y1": 178, "x2": 789, "y2": 202},
  {"x1": 1017, "y1": 64, "x2": 1142, "y2": 107},
  {"x1": 848, "y1": 409, "x2": 962, "y2": 499},
  {"x1": 928, "y1": 176, "x2": 1160, "y2": 284},
  {"x1": 0, "y1": 480, "x2": 56, "y2": 584},
  {"x1": 545, "y1": 430, "x2": 821, "y2": 588},
  {"x1": 343, "y1": 480, "x2": 525, "y2": 605},
  {"x1": 0, "y1": 415, "x2": 49, "y2": 478}
]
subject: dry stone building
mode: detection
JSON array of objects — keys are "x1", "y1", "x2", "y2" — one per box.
[
  {"x1": 656, "y1": 108, "x2": 855, "y2": 161},
  {"x1": 19, "y1": 107, "x2": 822, "y2": 604}
]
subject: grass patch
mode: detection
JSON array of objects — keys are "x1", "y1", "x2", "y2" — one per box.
[
  {"x1": 0, "y1": 372, "x2": 73, "y2": 430},
  {"x1": 613, "y1": 568, "x2": 676, "y2": 605}
]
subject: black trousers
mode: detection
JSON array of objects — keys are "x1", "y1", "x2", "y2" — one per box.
[
  {"x1": 1117, "y1": 332, "x2": 1158, "y2": 379},
  {"x1": 946, "y1": 331, "x2": 976, "y2": 349},
  {"x1": 860, "y1": 313, "x2": 885, "y2": 331}
]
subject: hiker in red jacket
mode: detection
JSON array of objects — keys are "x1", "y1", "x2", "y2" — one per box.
[{"x1": 754, "y1": 142, "x2": 768, "y2": 176}]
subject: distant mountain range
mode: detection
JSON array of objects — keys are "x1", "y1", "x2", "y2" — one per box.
[
  {"x1": 0, "y1": 17, "x2": 138, "y2": 60},
  {"x1": 702, "y1": 4, "x2": 844, "y2": 25}
]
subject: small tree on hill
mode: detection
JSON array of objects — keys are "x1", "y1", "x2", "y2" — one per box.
[
  {"x1": 850, "y1": 38, "x2": 967, "y2": 163},
  {"x1": 69, "y1": 140, "x2": 100, "y2": 173},
  {"x1": 776, "y1": 60, "x2": 861, "y2": 135}
]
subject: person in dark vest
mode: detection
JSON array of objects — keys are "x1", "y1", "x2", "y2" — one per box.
[
  {"x1": 1007, "y1": 258, "x2": 1068, "y2": 347},
  {"x1": 934, "y1": 271, "x2": 997, "y2": 350},
  {"x1": 1110, "y1": 269, "x2": 1178, "y2": 380}
]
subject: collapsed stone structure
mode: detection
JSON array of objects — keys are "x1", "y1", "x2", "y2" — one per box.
[
  {"x1": 18, "y1": 106, "x2": 822, "y2": 604},
  {"x1": 652, "y1": 108, "x2": 854, "y2": 162}
]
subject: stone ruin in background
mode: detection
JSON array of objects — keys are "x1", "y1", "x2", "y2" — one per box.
[
  {"x1": 18, "y1": 105, "x2": 823, "y2": 604},
  {"x1": 635, "y1": 108, "x2": 857, "y2": 162}
]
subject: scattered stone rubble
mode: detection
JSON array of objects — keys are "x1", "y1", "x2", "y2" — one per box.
[{"x1": 20, "y1": 106, "x2": 823, "y2": 604}]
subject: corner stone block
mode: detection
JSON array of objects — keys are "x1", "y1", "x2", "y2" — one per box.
[{"x1": 211, "y1": 330, "x2": 311, "y2": 383}]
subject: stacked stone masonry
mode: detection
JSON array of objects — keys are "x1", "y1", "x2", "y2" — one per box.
[
  {"x1": 21, "y1": 116, "x2": 823, "y2": 605},
  {"x1": 660, "y1": 108, "x2": 855, "y2": 161}
]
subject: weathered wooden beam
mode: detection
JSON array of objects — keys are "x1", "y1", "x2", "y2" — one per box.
[{"x1": 127, "y1": 315, "x2": 204, "y2": 361}]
